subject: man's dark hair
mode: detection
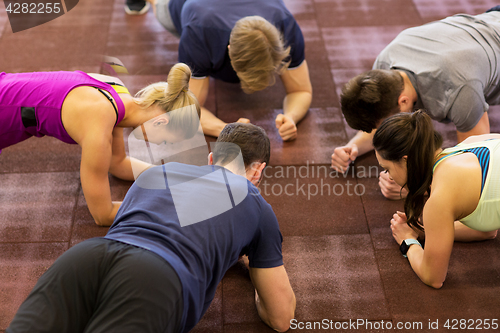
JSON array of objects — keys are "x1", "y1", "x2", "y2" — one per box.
[
  {"x1": 212, "y1": 123, "x2": 270, "y2": 168},
  {"x1": 340, "y1": 69, "x2": 404, "y2": 132}
]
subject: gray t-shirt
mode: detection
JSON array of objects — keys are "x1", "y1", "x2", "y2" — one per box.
[{"x1": 374, "y1": 12, "x2": 500, "y2": 132}]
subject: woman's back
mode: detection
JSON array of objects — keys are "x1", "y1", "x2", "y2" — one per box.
[
  {"x1": 432, "y1": 136, "x2": 500, "y2": 231},
  {"x1": 0, "y1": 71, "x2": 126, "y2": 149}
]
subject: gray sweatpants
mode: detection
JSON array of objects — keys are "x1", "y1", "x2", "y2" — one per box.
[{"x1": 156, "y1": 0, "x2": 180, "y2": 38}]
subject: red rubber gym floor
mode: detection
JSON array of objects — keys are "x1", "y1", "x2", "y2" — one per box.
[{"x1": 1, "y1": 0, "x2": 500, "y2": 332}]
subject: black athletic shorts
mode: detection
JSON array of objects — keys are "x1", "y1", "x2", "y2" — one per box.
[{"x1": 7, "y1": 238, "x2": 183, "y2": 333}]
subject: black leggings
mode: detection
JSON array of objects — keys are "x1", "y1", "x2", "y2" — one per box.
[{"x1": 7, "y1": 238, "x2": 183, "y2": 333}]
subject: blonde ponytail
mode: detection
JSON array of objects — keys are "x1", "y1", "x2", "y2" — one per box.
[
  {"x1": 135, "y1": 63, "x2": 200, "y2": 115},
  {"x1": 135, "y1": 63, "x2": 202, "y2": 139}
]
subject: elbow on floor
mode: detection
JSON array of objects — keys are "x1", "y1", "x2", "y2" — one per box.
[
  {"x1": 430, "y1": 282, "x2": 444, "y2": 289},
  {"x1": 267, "y1": 312, "x2": 295, "y2": 333},
  {"x1": 486, "y1": 230, "x2": 498, "y2": 239},
  {"x1": 422, "y1": 275, "x2": 445, "y2": 289},
  {"x1": 94, "y1": 217, "x2": 113, "y2": 227},
  {"x1": 426, "y1": 279, "x2": 444, "y2": 289},
  {"x1": 270, "y1": 318, "x2": 293, "y2": 333},
  {"x1": 94, "y1": 219, "x2": 105, "y2": 227}
]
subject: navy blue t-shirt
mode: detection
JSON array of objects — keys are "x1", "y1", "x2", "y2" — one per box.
[
  {"x1": 169, "y1": 0, "x2": 305, "y2": 82},
  {"x1": 105, "y1": 163, "x2": 283, "y2": 333}
]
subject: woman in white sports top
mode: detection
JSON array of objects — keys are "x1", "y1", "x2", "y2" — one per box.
[{"x1": 373, "y1": 110, "x2": 500, "y2": 288}]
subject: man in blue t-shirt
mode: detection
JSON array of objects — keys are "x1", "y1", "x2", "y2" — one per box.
[
  {"x1": 147, "y1": 0, "x2": 312, "y2": 141},
  {"x1": 7, "y1": 123, "x2": 296, "y2": 333}
]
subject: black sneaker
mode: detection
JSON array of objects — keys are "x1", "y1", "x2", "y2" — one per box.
[
  {"x1": 486, "y1": 5, "x2": 500, "y2": 13},
  {"x1": 124, "y1": 0, "x2": 150, "y2": 15}
]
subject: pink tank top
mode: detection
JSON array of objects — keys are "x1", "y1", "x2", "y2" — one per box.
[{"x1": 0, "y1": 71, "x2": 126, "y2": 151}]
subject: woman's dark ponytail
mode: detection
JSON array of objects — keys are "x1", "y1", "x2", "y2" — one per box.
[{"x1": 373, "y1": 110, "x2": 442, "y2": 230}]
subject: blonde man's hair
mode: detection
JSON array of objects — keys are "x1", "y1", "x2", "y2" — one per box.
[
  {"x1": 229, "y1": 16, "x2": 291, "y2": 94},
  {"x1": 135, "y1": 63, "x2": 201, "y2": 138}
]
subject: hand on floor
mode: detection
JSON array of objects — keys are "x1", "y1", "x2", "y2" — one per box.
[
  {"x1": 239, "y1": 255, "x2": 250, "y2": 270},
  {"x1": 379, "y1": 171, "x2": 408, "y2": 200},
  {"x1": 331, "y1": 144, "x2": 358, "y2": 173},
  {"x1": 393, "y1": 211, "x2": 428, "y2": 240},
  {"x1": 275, "y1": 114, "x2": 297, "y2": 141},
  {"x1": 391, "y1": 216, "x2": 418, "y2": 245},
  {"x1": 391, "y1": 211, "x2": 407, "y2": 224},
  {"x1": 236, "y1": 118, "x2": 251, "y2": 124}
]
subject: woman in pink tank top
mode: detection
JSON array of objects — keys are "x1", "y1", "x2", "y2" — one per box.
[{"x1": 0, "y1": 63, "x2": 201, "y2": 226}]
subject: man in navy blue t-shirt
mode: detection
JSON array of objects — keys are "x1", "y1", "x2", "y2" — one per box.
[
  {"x1": 7, "y1": 123, "x2": 296, "y2": 333},
  {"x1": 148, "y1": 0, "x2": 312, "y2": 141}
]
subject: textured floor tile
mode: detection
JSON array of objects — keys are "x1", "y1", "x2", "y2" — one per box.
[
  {"x1": 204, "y1": 78, "x2": 217, "y2": 117},
  {"x1": 432, "y1": 119, "x2": 460, "y2": 148},
  {"x1": 69, "y1": 175, "x2": 132, "y2": 246},
  {"x1": 222, "y1": 261, "x2": 261, "y2": 325},
  {"x1": 214, "y1": 75, "x2": 338, "y2": 166},
  {"x1": 330, "y1": 68, "x2": 369, "y2": 103},
  {"x1": 329, "y1": 117, "x2": 458, "y2": 166},
  {"x1": 326, "y1": 26, "x2": 414, "y2": 129},
  {"x1": 0, "y1": 0, "x2": 111, "y2": 72},
  {"x1": 191, "y1": 20, "x2": 336, "y2": 159},
  {"x1": 2, "y1": 1, "x2": 500, "y2": 332},
  {"x1": 218, "y1": 100, "x2": 347, "y2": 165},
  {"x1": 324, "y1": 26, "x2": 411, "y2": 71},
  {"x1": 413, "y1": 0, "x2": 498, "y2": 22},
  {"x1": 488, "y1": 105, "x2": 500, "y2": 133},
  {"x1": 220, "y1": 259, "x2": 301, "y2": 331},
  {"x1": 117, "y1": 74, "x2": 216, "y2": 133},
  {"x1": 283, "y1": 0, "x2": 316, "y2": 21},
  {"x1": 269, "y1": 107, "x2": 346, "y2": 165},
  {"x1": 118, "y1": 74, "x2": 168, "y2": 95},
  {"x1": 224, "y1": 323, "x2": 275, "y2": 332},
  {"x1": 106, "y1": 1, "x2": 178, "y2": 76},
  {"x1": 262, "y1": 164, "x2": 368, "y2": 236},
  {"x1": 0, "y1": 2, "x2": 8, "y2": 36},
  {"x1": 376, "y1": 238, "x2": 500, "y2": 322},
  {"x1": 218, "y1": 106, "x2": 346, "y2": 165},
  {"x1": 190, "y1": 284, "x2": 223, "y2": 333},
  {"x1": 215, "y1": 79, "x2": 285, "y2": 118},
  {"x1": 357, "y1": 177, "x2": 404, "y2": 251},
  {"x1": 0, "y1": 242, "x2": 68, "y2": 330},
  {"x1": 358, "y1": 176, "x2": 405, "y2": 225},
  {"x1": 350, "y1": 151, "x2": 382, "y2": 177},
  {"x1": 283, "y1": 235, "x2": 390, "y2": 321},
  {"x1": 0, "y1": 137, "x2": 81, "y2": 174},
  {"x1": 0, "y1": 172, "x2": 80, "y2": 242},
  {"x1": 313, "y1": 0, "x2": 422, "y2": 28},
  {"x1": 301, "y1": 20, "x2": 339, "y2": 109}
]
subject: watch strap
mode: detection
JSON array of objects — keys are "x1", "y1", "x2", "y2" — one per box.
[{"x1": 400, "y1": 239, "x2": 422, "y2": 258}]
